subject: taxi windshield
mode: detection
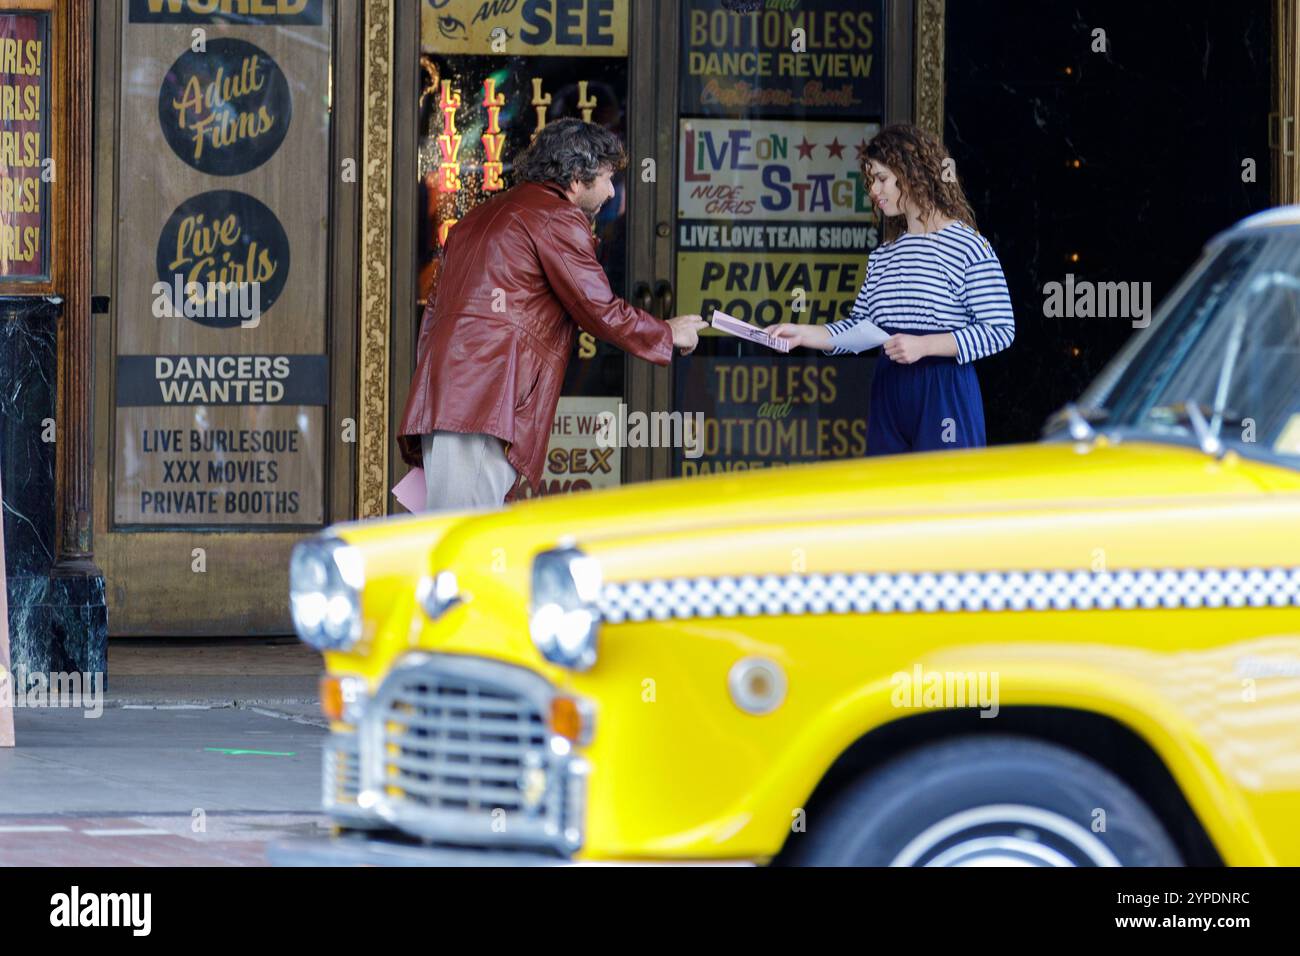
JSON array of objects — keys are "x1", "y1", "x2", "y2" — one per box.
[{"x1": 1080, "y1": 231, "x2": 1300, "y2": 465}]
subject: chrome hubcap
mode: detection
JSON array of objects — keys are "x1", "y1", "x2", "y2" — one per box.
[{"x1": 889, "y1": 804, "x2": 1122, "y2": 867}]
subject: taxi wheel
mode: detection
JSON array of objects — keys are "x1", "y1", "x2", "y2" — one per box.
[{"x1": 785, "y1": 735, "x2": 1182, "y2": 867}]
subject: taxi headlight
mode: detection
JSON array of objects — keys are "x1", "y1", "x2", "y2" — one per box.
[
  {"x1": 530, "y1": 547, "x2": 602, "y2": 671},
  {"x1": 290, "y1": 536, "x2": 365, "y2": 651}
]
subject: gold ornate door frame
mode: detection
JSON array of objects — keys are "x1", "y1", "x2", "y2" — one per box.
[{"x1": 1274, "y1": 0, "x2": 1300, "y2": 203}]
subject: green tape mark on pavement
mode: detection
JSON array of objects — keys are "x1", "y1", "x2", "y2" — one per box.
[{"x1": 205, "y1": 747, "x2": 296, "y2": 757}]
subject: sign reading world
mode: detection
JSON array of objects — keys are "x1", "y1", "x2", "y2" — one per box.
[
  {"x1": 158, "y1": 38, "x2": 291, "y2": 175},
  {"x1": 129, "y1": 0, "x2": 324, "y2": 25}
]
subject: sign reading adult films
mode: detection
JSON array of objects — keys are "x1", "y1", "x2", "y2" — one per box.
[
  {"x1": 0, "y1": 12, "x2": 48, "y2": 280},
  {"x1": 679, "y1": 0, "x2": 883, "y2": 118},
  {"x1": 114, "y1": 4, "x2": 332, "y2": 526},
  {"x1": 158, "y1": 38, "x2": 291, "y2": 175},
  {"x1": 677, "y1": 119, "x2": 879, "y2": 329}
]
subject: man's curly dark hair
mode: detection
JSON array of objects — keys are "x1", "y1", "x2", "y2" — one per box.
[{"x1": 514, "y1": 117, "x2": 628, "y2": 189}]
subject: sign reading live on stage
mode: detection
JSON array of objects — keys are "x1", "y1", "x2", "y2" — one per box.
[
  {"x1": 677, "y1": 118, "x2": 879, "y2": 328},
  {"x1": 0, "y1": 11, "x2": 49, "y2": 281},
  {"x1": 113, "y1": 0, "x2": 331, "y2": 526},
  {"x1": 672, "y1": 356, "x2": 868, "y2": 476},
  {"x1": 419, "y1": 0, "x2": 631, "y2": 495}
]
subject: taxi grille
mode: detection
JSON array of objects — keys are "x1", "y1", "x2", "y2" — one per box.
[{"x1": 359, "y1": 655, "x2": 585, "y2": 853}]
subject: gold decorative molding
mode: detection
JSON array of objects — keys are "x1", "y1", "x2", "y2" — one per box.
[
  {"x1": 358, "y1": 0, "x2": 394, "y2": 519},
  {"x1": 914, "y1": 0, "x2": 946, "y2": 136}
]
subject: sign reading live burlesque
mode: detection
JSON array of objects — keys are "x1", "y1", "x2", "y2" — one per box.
[
  {"x1": 113, "y1": 6, "x2": 331, "y2": 526},
  {"x1": 0, "y1": 12, "x2": 49, "y2": 280}
]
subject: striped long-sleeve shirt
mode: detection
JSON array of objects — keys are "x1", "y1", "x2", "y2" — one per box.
[{"x1": 824, "y1": 221, "x2": 1015, "y2": 364}]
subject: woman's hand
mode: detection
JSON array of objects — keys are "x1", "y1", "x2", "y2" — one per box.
[
  {"x1": 768, "y1": 323, "x2": 831, "y2": 350},
  {"x1": 883, "y1": 333, "x2": 933, "y2": 364}
]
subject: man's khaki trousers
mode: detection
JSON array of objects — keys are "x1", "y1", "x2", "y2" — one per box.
[{"x1": 422, "y1": 430, "x2": 518, "y2": 512}]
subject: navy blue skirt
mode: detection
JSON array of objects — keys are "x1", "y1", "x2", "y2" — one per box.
[{"x1": 867, "y1": 349, "x2": 987, "y2": 455}]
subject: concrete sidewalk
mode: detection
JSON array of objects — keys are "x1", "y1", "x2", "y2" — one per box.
[
  {"x1": 0, "y1": 638, "x2": 331, "y2": 865},
  {"x1": 104, "y1": 636, "x2": 324, "y2": 710}
]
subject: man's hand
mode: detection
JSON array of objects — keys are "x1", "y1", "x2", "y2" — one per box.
[{"x1": 667, "y1": 314, "x2": 707, "y2": 355}]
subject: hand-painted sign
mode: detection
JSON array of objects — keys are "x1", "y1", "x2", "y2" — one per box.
[
  {"x1": 679, "y1": 0, "x2": 883, "y2": 118},
  {"x1": 672, "y1": 355, "x2": 870, "y2": 476},
  {"x1": 678, "y1": 119, "x2": 878, "y2": 222},
  {"x1": 421, "y1": 0, "x2": 628, "y2": 57}
]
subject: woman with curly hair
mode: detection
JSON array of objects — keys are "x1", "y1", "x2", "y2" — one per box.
[{"x1": 770, "y1": 123, "x2": 1014, "y2": 454}]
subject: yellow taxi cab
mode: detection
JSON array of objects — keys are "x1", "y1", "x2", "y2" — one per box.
[{"x1": 278, "y1": 207, "x2": 1300, "y2": 866}]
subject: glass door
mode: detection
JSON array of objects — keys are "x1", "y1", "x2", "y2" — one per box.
[{"x1": 663, "y1": 0, "x2": 889, "y2": 481}]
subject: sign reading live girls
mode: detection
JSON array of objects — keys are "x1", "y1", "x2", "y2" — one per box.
[
  {"x1": 679, "y1": 0, "x2": 883, "y2": 118},
  {"x1": 421, "y1": 0, "x2": 627, "y2": 56},
  {"x1": 113, "y1": 7, "x2": 332, "y2": 526},
  {"x1": 0, "y1": 12, "x2": 49, "y2": 280},
  {"x1": 671, "y1": 355, "x2": 869, "y2": 476},
  {"x1": 677, "y1": 118, "x2": 878, "y2": 329}
]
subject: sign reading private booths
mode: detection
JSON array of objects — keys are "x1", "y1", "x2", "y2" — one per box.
[
  {"x1": 680, "y1": 0, "x2": 882, "y2": 118},
  {"x1": 114, "y1": 5, "x2": 332, "y2": 526},
  {"x1": 0, "y1": 12, "x2": 49, "y2": 280}
]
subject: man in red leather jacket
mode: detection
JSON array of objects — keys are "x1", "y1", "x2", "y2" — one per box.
[{"x1": 398, "y1": 118, "x2": 706, "y2": 511}]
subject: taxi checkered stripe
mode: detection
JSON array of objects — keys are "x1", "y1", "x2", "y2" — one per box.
[{"x1": 597, "y1": 567, "x2": 1300, "y2": 623}]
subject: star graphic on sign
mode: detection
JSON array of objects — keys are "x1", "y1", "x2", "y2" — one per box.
[
  {"x1": 796, "y1": 137, "x2": 817, "y2": 160},
  {"x1": 825, "y1": 138, "x2": 847, "y2": 160},
  {"x1": 855, "y1": 139, "x2": 870, "y2": 163}
]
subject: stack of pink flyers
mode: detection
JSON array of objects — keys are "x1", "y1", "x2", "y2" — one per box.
[{"x1": 710, "y1": 310, "x2": 792, "y2": 353}]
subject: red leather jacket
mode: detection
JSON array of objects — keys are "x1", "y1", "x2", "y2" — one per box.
[{"x1": 398, "y1": 180, "x2": 673, "y2": 500}]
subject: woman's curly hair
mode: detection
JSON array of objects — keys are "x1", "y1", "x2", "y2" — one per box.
[
  {"x1": 514, "y1": 117, "x2": 627, "y2": 188},
  {"x1": 864, "y1": 124, "x2": 978, "y2": 244}
]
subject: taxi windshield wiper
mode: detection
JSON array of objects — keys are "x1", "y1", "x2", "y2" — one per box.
[
  {"x1": 1145, "y1": 400, "x2": 1245, "y2": 456},
  {"x1": 1041, "y1": 403, "x2": 1109, "y2": 440}
]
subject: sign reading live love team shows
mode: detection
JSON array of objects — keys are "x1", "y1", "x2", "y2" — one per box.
[
  {"x1": 0, "y1": 12, "x2": 49, "y2": 280},
  {"x1": 113, "y1": 2, "x2": 332, "y2": 526}
]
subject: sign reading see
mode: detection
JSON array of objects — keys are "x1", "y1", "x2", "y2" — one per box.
[{"x1": 422, "y1": 0, "x2": 628, "y2": 57}]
